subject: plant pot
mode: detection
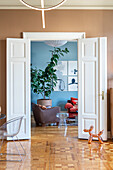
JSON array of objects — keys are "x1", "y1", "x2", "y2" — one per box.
[{"x1": 37, "y1": 99, "x2": 52, "y2": 107}]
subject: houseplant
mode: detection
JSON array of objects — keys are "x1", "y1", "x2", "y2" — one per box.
[{"x1": 31, "y1": 47, "x2": 69, "y2": 106}]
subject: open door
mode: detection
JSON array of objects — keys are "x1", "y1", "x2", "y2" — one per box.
[
  {"x1": 7, "y1": 38, "x2": 31, "y2": 140},
  {"x1": 78, "y1": 37, "x2": 107, "y2": 140}
]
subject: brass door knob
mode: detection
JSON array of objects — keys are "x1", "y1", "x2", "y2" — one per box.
[{"x1": 98, "y1": 91, "x2": 104, "y2": 100}]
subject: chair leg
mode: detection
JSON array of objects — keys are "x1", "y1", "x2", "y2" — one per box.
[
  {"x1": 64, "y1": 125, "x2": 67, "y2": 137},
  {"x1": 16, "y1": 136, "x2": 26, "y2": 156},
  {"x1": 12, "y1": 137, "x2": 23, "y2": 162},
  {"x1": 0, "y1": 136, "x2": 26, "y2": 162}
]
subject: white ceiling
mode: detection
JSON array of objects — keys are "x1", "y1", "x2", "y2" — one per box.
[{"x1": 0, "y1": 0, "x2": 113, "y2": 10}]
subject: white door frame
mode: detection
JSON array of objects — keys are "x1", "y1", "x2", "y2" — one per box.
[
  {"x1": 23, "y1": 31, "x2": 86, "y2": 132},
  {"x1": 23, "y1": 32, "x2": 107, "y2": 140},
  {"x1": 23, "y1": 32, "x2": 86, "y2": 41}
]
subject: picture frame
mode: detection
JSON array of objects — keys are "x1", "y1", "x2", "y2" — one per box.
[
  {"x1": 68, "y1": 76, "x2": 78, "y2": 91},
  {"x1": 68, "y1": 61, "x2": 78, "y2": 76}
]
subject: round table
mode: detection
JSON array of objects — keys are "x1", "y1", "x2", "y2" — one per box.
[
  {"x1": 56, "y1": 113, "x2": 69, "y2": 136},
  {"x1": 0, "y1": 114, "x2": 6, "y2": 120}
]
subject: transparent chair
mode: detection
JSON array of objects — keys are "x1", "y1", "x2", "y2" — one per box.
[{"x1": 0, "y1": 116, "x2": 26, "y2": 162}]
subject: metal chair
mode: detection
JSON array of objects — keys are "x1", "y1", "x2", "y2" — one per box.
[{"x1": 0, "y1": 116, "x2": 26, "y2": 162}]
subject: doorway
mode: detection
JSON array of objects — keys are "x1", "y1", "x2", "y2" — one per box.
[
  {"x1": 6, "y1": 32, "x2": 107, "y2": 141},
  {"x1": 31, "y1": 40, "x2": 78, "y2": 128}
]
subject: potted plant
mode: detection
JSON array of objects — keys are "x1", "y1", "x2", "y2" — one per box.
[{"x1": 31, "y1": 47, "x2": 69, "y2": 107}]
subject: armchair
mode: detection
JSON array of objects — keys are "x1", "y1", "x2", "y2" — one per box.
[
  {"x1": 65, "y1": 97, "x2": 78, "y2": 118},
  {"x1": 32, "y1": 103, "x2": 60, "y2": 126}
]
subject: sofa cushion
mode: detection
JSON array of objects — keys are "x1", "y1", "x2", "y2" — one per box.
[
  {"x1": 37, "y1": 104, "x2": 47, "y2": 110},
  {"x1": 70, "y1": 107, "x2": 78, "y2": 112},
  {"x1": 65, "y1": 103, "x2": 73, "y2": 109},
  {"x1": 71, "y1": 98, "x2": 78, "y2": 106},
  {"x1": 71, "y1": 100, "x2": 77, "y2": 105},
  {"x1": 71, "y1": 97, "x2": 78, "y2": 100},
  {"x1": 41, "y1": 105, "x2": 47, "y2": 110}
]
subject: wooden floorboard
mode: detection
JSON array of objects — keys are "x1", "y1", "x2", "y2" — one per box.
[{"x1": 0, "y1": 119, "x2": 113, "y2": 169}]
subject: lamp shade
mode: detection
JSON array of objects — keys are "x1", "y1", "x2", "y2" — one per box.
[{"x1": 45, "y1": 40, "x2": 67, "y2": 47}]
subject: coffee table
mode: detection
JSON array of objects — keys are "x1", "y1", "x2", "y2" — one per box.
[{"x1": 56, "y1": 112, "x2": 69, "y2": 136}]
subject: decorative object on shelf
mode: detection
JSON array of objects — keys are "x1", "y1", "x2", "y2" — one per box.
[
  {"x1": 31, "y1": 47, "x2": 69, "y2": 105},
  {"x1": 45, "y1": 40, "x2": 67, "y2": 47},
  {"x1": 20, "y1": 0, "x2": 67, "y2": 28},
  {"x1": 84, "y1": 126, "x2": 104, "y2": 144}
]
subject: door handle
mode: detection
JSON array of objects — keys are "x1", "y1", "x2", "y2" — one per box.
[{"x1": 98, "y1": 91, "x2": 104, "y2": 100}]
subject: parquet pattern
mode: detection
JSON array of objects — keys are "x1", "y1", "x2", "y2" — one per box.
[{"x1": 0, "y1": 118, "x2": 113, "y2": 169}]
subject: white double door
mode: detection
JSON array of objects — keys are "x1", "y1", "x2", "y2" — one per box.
[{"x1": 7, "y1": 37, "x2": 107, "y2": 140}]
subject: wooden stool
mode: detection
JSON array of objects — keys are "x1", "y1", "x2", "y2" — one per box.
[{"x1": 84, "y1": 126, "x2": 104, "y2": 144}]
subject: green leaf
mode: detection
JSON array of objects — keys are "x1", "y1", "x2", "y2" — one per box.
[{"x1": 31, "y1": 46, "x2": 69, "y2": 99}]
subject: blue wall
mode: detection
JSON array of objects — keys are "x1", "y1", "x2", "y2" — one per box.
[{"x1": 31, "y1": 41, "x2": 78, "y2": 111}]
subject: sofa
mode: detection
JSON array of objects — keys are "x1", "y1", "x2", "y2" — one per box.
[{"x1": 32, "y1": 103, "x2": 60, "y2": 126}]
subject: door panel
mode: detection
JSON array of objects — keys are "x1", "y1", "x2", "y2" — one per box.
[
  {"x1": 7, "y1": 38, "x2": 31, "y2": 140},
  {"x1": 84, "y1": 61, "x2": 96, "y2": 114},
  {"x1": 78, "y1": 38, "x2": 107, "y2": 140},
  {"x1": 11, "y1": 62, "x2": 25, "y2": 115}
]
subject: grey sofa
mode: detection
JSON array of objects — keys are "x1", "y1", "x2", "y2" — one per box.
[{"x1": 32, "y1": 103, "x2": 60, "y2": 126}]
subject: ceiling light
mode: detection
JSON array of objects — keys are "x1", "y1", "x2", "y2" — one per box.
[
  {"x1": 20, "y1": 0, "x2": 67, "y2": 28},
  {"x1": 45, "y1": 40, "x2": 67, "y2": 47}
]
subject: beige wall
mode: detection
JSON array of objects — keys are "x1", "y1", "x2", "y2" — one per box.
[{"x1": 0, "y1": 9, "x2": 113, "y2": 127}]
